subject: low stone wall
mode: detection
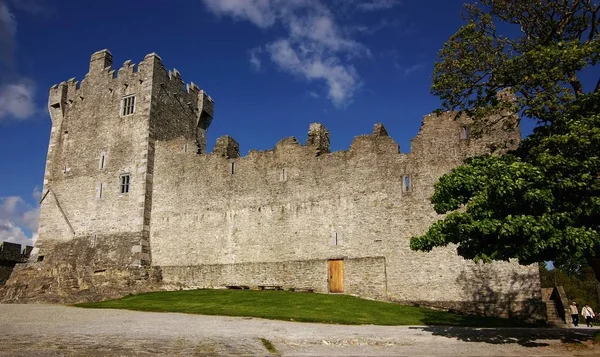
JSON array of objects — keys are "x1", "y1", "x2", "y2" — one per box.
[{"x1": 161, "y1": 256, "x2": 387, "y2": 300}]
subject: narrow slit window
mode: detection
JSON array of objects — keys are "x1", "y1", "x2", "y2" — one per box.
[
  {"x1": 460, "y1": 125, "x2": 469, "y2": 140},
  {"x1": 120, "y1": 174, "x2": 131, "y2": 194},
  {"x1": 403, "y1": 175, "x2": 412, "y2": 192},
  {"x1": 183, "y1": 143, "x2": 188, "y2": 153},
  {"x1": 280, "y1": 168, "x2": 288, "y2": 182},
  {"x1": 99, "y1": 152, "x2": 106, "y2": 170},
  {"x1": 96, "y1": 183, "x2": 103, "y2": 199},
  {"x1": 330, "y1": 232, "x2": 343, "y2": 246},
  {"x1": 230, "y1": 162, "x2": 236, "y2": 175},
  {"x1": 121, "y1": 95, "x2": 136, "y2": 116}
]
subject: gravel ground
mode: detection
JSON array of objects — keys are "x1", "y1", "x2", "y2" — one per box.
[{"x1": 1, "y1": 304, "x2": 599, "y2": 356}]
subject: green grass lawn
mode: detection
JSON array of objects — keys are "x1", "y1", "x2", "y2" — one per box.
[{"x1": 76, "y1": 289, "x2": 537, "y2": 327}]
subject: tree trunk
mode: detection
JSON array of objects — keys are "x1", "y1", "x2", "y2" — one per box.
[
  {"x1": 588, "y1": 256, "x2": 600, "y2": 285},
  {"x1": 587, "y1": 257, "x2": 600, "y2": 310}
]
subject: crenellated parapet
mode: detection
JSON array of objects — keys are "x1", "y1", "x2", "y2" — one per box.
[
  {"x1": 306, "y1": 123, "x2": 330, "y2": 156},
  {"x1": 190, "y1": 107, "x2": 517, "y2": 167},
  {"x1": 214, "y1": 136, "x2": 240, "y2": 159},
  {"x1": 199, "y1": 122, "x2": 403, "y2": 162},
  {"x1": 47, "y1": 49, "x2": 214, "y2": 134}
]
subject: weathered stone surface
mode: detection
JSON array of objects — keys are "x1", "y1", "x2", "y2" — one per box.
[
  {"x1": 213, "y1": 136, "x2": 240, "y2": 159},
  {"x1": 3, "y1": 49, "x2": 540, "y2": 319},
  {"x1": 306, "y1": 123, "x2": 330, "y2": 156}
]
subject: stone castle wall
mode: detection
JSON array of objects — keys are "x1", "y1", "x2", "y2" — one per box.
[
  {"x1": 3, "y1": 50, "x2": 541, "y2": 316},
  {"x1": 149, "y1": 108, "x2": 536, "y2": 307}
]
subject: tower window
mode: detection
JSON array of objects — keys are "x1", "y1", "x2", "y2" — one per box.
[
  {"x1": 460, "y1": 126, "x2": 469, "y2": 140},
  {"x1": 230, "y1": 161, "x2": 236, "y2": 175},
  {"x1": 120, "y1": 174, "x2": 131, "y2": 194},
  {"x1": 121, "y1": 95, "x2": 136, "y2": 116}
]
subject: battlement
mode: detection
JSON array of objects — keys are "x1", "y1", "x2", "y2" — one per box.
[
  {"x1": 0, "y1": 241, "x2": 32, "y2": 262},
  {"x1": 48, "y1": 50, "x2": 214, "y2": 124},
  {"x1": 192, "y1": 107, "x2": 517, "y2": 163}
]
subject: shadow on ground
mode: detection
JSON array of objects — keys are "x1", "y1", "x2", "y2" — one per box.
[{"x1": 409, "y1": 325, "x2": 597, "y2": 347}]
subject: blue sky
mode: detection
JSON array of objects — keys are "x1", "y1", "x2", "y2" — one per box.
[{"x1": 0, "y1": 0, "x2": 590, "y2": 247}]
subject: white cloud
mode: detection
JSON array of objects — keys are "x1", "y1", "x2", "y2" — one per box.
[
  {"x1": 355, "y1": 0, "x2": 401, "y2": 11},
  {"x1": 32, "y1": 186, "x2": 42, "y2": 201},
  {"x1": 201, "y1": 0, "x2": 374, "y2": 107},
  {"x1": 403, "y1": 63, "x2": 425, "y2": 76},
  {"x1": 0, "y1": 79, "x2": 39, "y2": 120},
  {"x1": 249, "y1": 47, "x2": 263, "y2": 71},
  {"x1": 203, "y1": 0, "x2": 279, "y2": 28},
  {"x1": 0, "y1": 220, "x2": 34, "y2": 247},
  {"x1": 0, "y1": 1, "x2": 17, "y2": 68},
  {"x1": 0, "y1": 188, "x2": 40, "y2": 247},
  {"x1": 267, "y1": 39, "x2": 360, "y2": 107},
  {"x1": 0, "y1": 2, "x2": 17, "y2": 36},
  {"x1": 0, "y1": 2, "x2": 42, "y2": 121}
]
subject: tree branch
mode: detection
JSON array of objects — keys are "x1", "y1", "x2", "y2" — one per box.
[
  {"x1": 568, "y1": 72, "x2": 584, "y2": 97},
  {"x1": 586, "y1": 4, "x2": 599, "y2": 44}
]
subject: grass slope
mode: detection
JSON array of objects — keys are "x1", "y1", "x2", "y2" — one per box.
[{"x1": 76, "y1": 289, "x2": 536, "y2": 327}]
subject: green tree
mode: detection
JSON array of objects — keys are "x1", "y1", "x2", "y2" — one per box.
[{"x1": 410, "y1": 0, "x2": 600, "y2": 282}]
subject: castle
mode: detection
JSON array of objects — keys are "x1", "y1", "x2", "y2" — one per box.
[{"x1": 2, "y1": 50, "x2": 542, "y2": 317}]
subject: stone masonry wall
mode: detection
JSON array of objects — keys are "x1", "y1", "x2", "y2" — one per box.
[
  {"x1": 150, "y1": 109, "x2": 539, "y2": 313},
  {"x1": 32, "y1": 50, "x2": 157, "y2": 265},
  {"x1": 3, "y1": 50, "x2": 212, "y2": 302}
]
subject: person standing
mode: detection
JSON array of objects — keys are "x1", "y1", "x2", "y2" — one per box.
[
  {"x1": 570, "y1": 301, "x2": 579, "y2": 327},
  {"x1": 581, "y1": 304, "x2": 595, "y2": 327}
]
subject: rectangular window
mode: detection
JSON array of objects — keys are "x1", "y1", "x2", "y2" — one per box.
[
  {"x1": 403, "y1": 175, "x2": 412, "y2": 192},
  {"x1": 121, "y1": 95, "x2": 136, "y2": 116},
  {"x1": 230, "y1": 161, "x2": 236, "y2": 175},
  {"x1": 280, "y1": 168, "x2": 288, "y2": 182},
  {"x1": 460, "y1": 125, "x2": 469, "y2": 140},
  {"x1": 120, "y1": 174, "x2": 131, "y2": 194}
]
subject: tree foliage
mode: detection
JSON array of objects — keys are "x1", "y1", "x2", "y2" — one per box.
[
  {"x1": 539, "y1": 264, "x2": 599, "y2": 311},
  {"x1": 432, "y1": 0, "x2": 599, "y2": 129},
  {"x1": 410, "y1": 0, "x2": 600, "y2": 281}
]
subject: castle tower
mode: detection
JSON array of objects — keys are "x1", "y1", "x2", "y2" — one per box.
[{"x1": 5, "y1": 50, "x2": 213, "y2": 300}]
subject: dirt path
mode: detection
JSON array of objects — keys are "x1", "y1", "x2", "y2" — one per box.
[{"x1": 0, "y1": 304, "x2": 599, "y2": 356}]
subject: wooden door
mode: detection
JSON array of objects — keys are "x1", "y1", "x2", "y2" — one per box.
[{"x1": 328, "y1": 259, "x2": 344, "y2": 293}]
